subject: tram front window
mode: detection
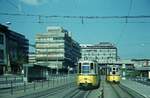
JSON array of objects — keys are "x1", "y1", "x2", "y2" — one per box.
[
  {"x1": 78, "y1": 63, "x2": 81, "y2": 73},
  {"x1": 112, "y1": 71, "x2": 116, "y2": 75},
  {"x1": 82, "y1": 65, "x2": 90, "y2": 74}
]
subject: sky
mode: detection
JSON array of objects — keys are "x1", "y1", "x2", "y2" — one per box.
[{"x1": 0, "y1": 0, "x2": 150, "y2": 59}]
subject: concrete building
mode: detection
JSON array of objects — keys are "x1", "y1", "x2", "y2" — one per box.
[
  {"x1": 80, "y1": 42, "x2": 117, "y2": 64},
  {"x1": 35, "y1": 26, "x2": 80, "y2": 73},
  {"x1": 0, "y1": 27, "x2": 6, "y2": 75},
  {"x1": 131, "y1": 59, "x2": 150, "y2": 79},
  {"x1": 131, "y1": 59, "x2": 150, "y2": 68},
  {"x1": 28, "y1": 52, "x2": 36, "y2": 64},
  {"x1": 0, "y1": 24, "x2": 29, "y2": 75}
]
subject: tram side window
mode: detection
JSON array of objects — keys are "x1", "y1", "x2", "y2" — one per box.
[
  {"x1": 109, "y1": 68, "x2": 112, "y2": 72},
  {"x1": 78, "y1": 63, "x2": 81, "y2": 73},
  {"x1": 90, "y1": 63, "x2": 94, "y2": 69},
  {"x1": 95, "y1": 64, "x2": 97, "y2": 73},
  {"x1": 109, "y1": 68, "x2": 111, "y2": 75},
  {"x1": 90, "y1": 63, "x2": 95, "y2": 73}
]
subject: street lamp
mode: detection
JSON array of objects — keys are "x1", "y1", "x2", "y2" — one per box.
[{"x1": 56, "y1": 57, "x2": 59, "y2": 74}]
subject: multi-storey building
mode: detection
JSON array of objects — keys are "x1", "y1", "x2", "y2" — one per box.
[
  {"x1": 35, "y1": 26, "x2": 80, "y2": 72},
  {"x1": 80, "y1": 42, "x2": 117, "y2": 64},
  {"x1": 0, "y1": 27, "x2": 6, "y2": 75},
  {"x1": 28, "y1": 52, "x2": 36, "y2": 64},
  {"x1": 0, "y1": 24, "x2": 29, "y2": 75}
]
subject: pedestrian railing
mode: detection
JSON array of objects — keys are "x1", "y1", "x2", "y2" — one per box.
[{"x1": 0, "y1": 74, "x2": 76, "y2": 95}]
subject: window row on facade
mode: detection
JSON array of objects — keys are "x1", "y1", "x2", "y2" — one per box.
[
  {"x1": 36, "y1": 49, "x2": 64, "y2": 52},
  {"x1": 82, "y1": 49, "x2": 116, "y2": 52},
  {"x1": 82, "y1": 52, "x2": 116, "y2": 56},
  {"x1": 36, "y1": 37, "x2": 64, "y2": 41}
]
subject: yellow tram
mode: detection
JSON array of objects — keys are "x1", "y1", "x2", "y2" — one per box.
[
  {"x1": 77, "y1": 60, "x2": 100, "y2": 89},
  {"x1": 106, "y1": 65, "x2": 121, "y2": 83}
]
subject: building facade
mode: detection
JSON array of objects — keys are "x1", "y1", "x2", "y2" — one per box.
[
  {"x1": 28, "y1": 52, "x2": 36, "y2": 64},
  {"x1": 131, "y1": 59, "x2": 150, "y2": 68},
  {"x1": 35, "y1": 26, "x2": 80, "y2": 72},
  {"x1": 0, "y1": 29, "x2": 6, "y2": 75},
  {"x1": 80, "y1": 42, "x2": 117, "y2": 64},
  {"x1": 0, "y1": 24, "x2": 29, "y2": 75}
]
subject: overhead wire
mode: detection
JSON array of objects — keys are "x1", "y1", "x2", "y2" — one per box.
[
  {"x1": 1, "y1": 11, "x2": 150, "y2": 24},
  {"x1": 0, "y1": 12, "x2": 150, "y2": 19},
  {"x1": 6, "y1": 0, "x2": 19, "y2": 10},
  {"x1": 116, "y1": 0, "x2": 133, "y2": 46},
  {"x1": 1, "y1": 0, "x2": 150, "y2": 25}
]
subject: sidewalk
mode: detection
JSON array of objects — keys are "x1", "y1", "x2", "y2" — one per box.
[{"x1": 121, "y1": 79, "x2": 150, "y2": 98}]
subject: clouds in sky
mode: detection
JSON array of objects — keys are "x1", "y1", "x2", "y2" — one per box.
[{"x1": 21, "y1": 0, "x2": 48, "y2": 6}]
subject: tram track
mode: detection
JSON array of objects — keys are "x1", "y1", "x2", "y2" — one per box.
[
  {"x1": 63, "y1": 88, "x2": 92, "y2": 98},
  {"x1": 84, "y1": 90, "x2": 92, "y2": 98},
  {"x1": 62, "y1": 88, "x2": 80, "y2": 98},
  {"x1": 110, "y1": 83, "x2": 134, "y2": 98}
]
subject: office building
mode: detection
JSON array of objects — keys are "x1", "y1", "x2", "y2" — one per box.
[
  {"x1": 80, "y1": 42, "x2": 117, "y2": 64},
  {"x1": 0, "y1": 24, "x2": 29, "y2": 75},
  {"x1": 35, "y1": 26, "x2": 80, "y2": 72},
  {"x1": 28, "y1": 52, "x2": 36, "y2": 64}
]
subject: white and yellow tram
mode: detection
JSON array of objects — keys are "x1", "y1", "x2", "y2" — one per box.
[
  {"x1": 77, "y1": 60, "x2": 100, "y2": 89},
  {"x1": 106, "y1": 65, "x2": 121, "y2": 83}
]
